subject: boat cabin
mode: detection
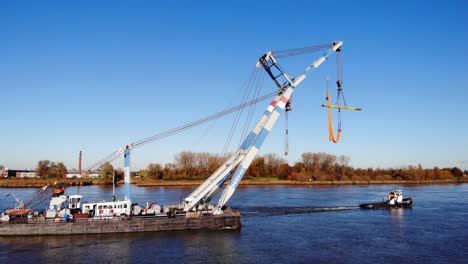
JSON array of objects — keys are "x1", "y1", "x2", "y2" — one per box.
[
  {"x1": 68, "y1": 195, "x2": 83, "y2": 213},
  {"x1": 82, "y1": 200, "x2": 132, "y2": 218},
  {"x1": 386, "y1": 190, "x2": 403, "y2": 204}
]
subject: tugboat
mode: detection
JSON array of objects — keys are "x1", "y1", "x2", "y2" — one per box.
[{"x1": 359, "y1": 189, "x2": 413, "y2": 209}]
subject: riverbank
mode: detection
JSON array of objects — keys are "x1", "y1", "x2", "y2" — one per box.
[
  {"x1": 0, "y1": 177, "x2": 467, "y2": 188},
  {"x1": 0, "y1": 178, "x2": 109, "y2": 188},
  {"x1": 135, "y1": 178, "x2": 468, "y2": 186}
]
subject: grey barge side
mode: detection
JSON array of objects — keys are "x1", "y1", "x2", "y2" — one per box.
[{"x1": 0, "y1": 212, "x2": 241, "y2": 236}]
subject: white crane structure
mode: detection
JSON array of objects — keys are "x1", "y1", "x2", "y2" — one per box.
[
  {"x1": 83, "y1": 41, "x2": 344, "y2": 215},
  {"x1": 182, "y1": 41, "x2": 344, "y2": 214}
]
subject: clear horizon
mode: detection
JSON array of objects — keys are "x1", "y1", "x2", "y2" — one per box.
[{"x1": 1, "y1": 1, "x2": 467, "y2": 171}]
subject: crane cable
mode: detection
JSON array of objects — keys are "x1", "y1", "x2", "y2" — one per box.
[
  {"x1": 84, "y1": 90, "x2": 277, "y2": 171},
  {"x1": 272, "y1": 44, "x2": 331, "y2": 58},
  {"x1": 271, "y1": 44, "x2": 331, "y2": 152},
  {"x1": 323, "y1": 50, "x2": 362, "y2": 144},
  {"x1": 284, "y1": 102, "x2": 290, "y2": 155},
  {"x1": 222, "y1": 67, "x2": 262, "y2": 157},
  {"x1": 86, "y1": 44, "x2": 338, "y2": 170},
  {"x1": 237, "y1": 70, "x2": 266, "y2": 153}
]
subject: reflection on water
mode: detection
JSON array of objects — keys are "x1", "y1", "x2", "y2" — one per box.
[{"x1": 389, "y1": 207, "x2": 405, "y2": 219}]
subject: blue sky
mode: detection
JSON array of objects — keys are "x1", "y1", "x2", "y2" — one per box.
[{"x1": 1, "y1": 1, "x2": 467, "y2": 171}]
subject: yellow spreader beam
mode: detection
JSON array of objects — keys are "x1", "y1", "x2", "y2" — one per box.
[{"x1": 321, "y1": 104, "x2": 362, "y2": 111}]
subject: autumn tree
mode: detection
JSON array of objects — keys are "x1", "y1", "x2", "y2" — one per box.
[
  {"x1": 276, "y1": 163, "x2": 292, "y2": 179},
  {"x1": 450, "y1": 167, "x2": 463, "y2": 178},
  {"x1": 175, "y1": 151, "x2": 196, "y2": 177},
  {"x1": 36, "y1": 160, "x2": 51, "y2": 178},
  {"x1": 300, "y1": 152, "x2": 316, "y2": 173},
  {"x1": 247, "y1": 157, "x2": 266, "y2": 178},
  {"x1": 50, "y1": 162, "x2": 67, "y2": 178},
  {"x1": 337, "y1": 155, "x2": 350, "y2": 166},
  {"x1": 114, "y1": 168, "x2": 124, "y2": 181},
  {"x1": 147, "y1": 163, "x2": 163, "y2": 180},
  {"x1": 36, "y1": 160, "x2": 67, "y2": 179},
  {"x1": 207, "y1": 154, "x2": 224, "y2": 175},
  {"x1": 301, "y1": 152, "x2": 325, "y2": 176},
  {"x1": 99, "y1": 162, "x2": 114, "y2": 179},
  {"x1": 195, "y1": 152, "x2": 210, "y2": 177},
  {"x1": 163, "y1": 163, "x2": 177, "y2": 180},
  {"x1": 293, "y1": 162, "x2": 305, "y2": 173},
  {"x1": 320, "y1": 153, "x2": 337, "y2": 174},
  {"x1": 264, "y1": 153, "x2": 286, "y2": 177},
  {"x1": 138, "y1": 169, "x2": 148, "y2": 178},
  {"x1": 332, "y1": 155, "x2": 351, "y2": 180},
  {"x1": 140, "y1": 150, "x2": 460, "y2": 183}
]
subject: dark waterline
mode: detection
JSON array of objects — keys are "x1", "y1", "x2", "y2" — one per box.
[{"x1": 1, "y1": 184, "x2": 467, "y2": 263}]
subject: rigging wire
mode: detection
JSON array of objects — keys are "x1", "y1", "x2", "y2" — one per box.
[
  {"x1": 237, "y1": 70, "x2": 266, "y2": 152},
  {"x1": 85, "y1": 43, "x2": 345, "y2": 171},
  {"x1": 284, "y1": 105, "x2": 290, "y2": 155},
  {"x1": 222, "y1": 67, "x2": 260, "y2": 157},
  {"x1": 23, "y1": 186, "x2": 50, "y2": 208},
  {"x1": 84, "y1": 90, "x2": 277, "y2": 171},
  {"x1": 272, "y1": 44, "x2": 331, "y2": 58}
]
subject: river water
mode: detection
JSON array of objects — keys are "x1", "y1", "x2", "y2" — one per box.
[{"x1": 0, "y1": 184, "x2": 467, "y2": 263}]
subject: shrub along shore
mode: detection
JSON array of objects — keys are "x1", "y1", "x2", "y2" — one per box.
[{"x1": 2, "y1": 151, "x2": 466, "y2": 188}]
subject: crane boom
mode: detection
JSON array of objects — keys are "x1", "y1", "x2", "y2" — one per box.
[
  {"x1": 183, "y1": 91, "x2": 286, "y2": 211},
  {"x1": 183, "y1": 41, "x2": 343, "y2": 213}
]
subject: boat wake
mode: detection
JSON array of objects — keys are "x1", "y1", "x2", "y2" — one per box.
[{"x1": 234, "y1": 206, "x2": 359, "y2": 218}]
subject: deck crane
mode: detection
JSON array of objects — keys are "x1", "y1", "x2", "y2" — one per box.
[{"x1": 182, "y1": 41, "x2": 344, "y2": 214}]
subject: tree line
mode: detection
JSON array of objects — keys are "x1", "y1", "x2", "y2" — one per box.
[
  {"x1": 138, "y1": 151, "x2": 467, "y2": 182},
  {"x1": 27, "y1": 152, "x2": 468, "y2": 182}
]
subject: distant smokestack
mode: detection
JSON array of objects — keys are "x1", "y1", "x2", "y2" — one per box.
[{"x1": 79, "y1": 150, "x2": 82, "y2": 173}]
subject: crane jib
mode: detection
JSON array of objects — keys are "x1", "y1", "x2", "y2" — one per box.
[{"x1": 210, "y1": 42, "x2": 345, "y2": 212}]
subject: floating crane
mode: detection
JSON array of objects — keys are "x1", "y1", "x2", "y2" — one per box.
[
  {"x1": 85, "y1": 41, "x2": 354, "y2": 214},
  {"x1": 183, "y1": 41, "x2": 345, "y2": 214},
  {"x1": 0, "y1": 42, "x2": 360, "y2": 235}
]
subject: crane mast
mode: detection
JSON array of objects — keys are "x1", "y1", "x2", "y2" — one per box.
[
  {"x1": 183, "y1": 41, "x2": 343, "y2": 214},
  {"x1": 123, "y1": 145, "x2": 132, "y2": 200}
]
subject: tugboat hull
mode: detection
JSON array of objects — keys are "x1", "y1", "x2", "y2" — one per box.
[{"x1": 359, "y1": 198, "x2": 413, "y2": 209}]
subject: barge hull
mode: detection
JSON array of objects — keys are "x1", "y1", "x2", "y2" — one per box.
[{"x1": 0, "y1": 214, "x2": 241, "y2": 236}]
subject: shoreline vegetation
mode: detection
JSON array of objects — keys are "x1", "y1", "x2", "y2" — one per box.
[
  {"x1": 1, "y1": 151, "x2": 467, "y2": 188},
  {"x1": 0, "y1": 177, "x2": 467, "y2": 188}
]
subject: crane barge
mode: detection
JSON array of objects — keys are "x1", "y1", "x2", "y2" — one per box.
[{"x1": 0, "y1": 41, "x2": 346, "y2": 235}]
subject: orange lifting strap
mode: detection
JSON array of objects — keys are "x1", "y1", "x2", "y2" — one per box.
[{"x1": 326, "y1": 87, "x2": 342, "y2": 143}]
